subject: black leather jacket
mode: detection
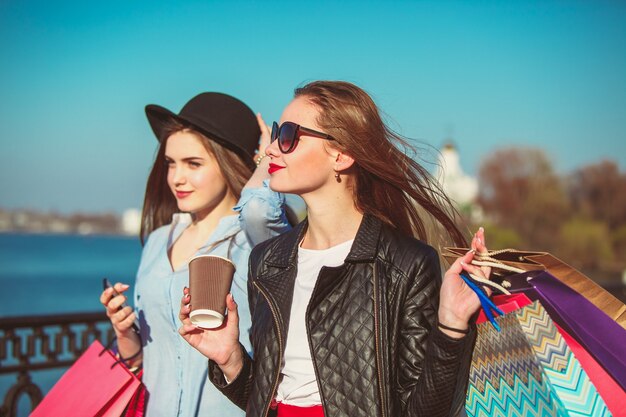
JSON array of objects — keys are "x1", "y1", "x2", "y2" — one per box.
[{"x1": 209, "y1": 215, "x2": 475, "y2": 417}]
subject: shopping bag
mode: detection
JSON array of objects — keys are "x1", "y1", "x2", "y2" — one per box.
[
  {"x1": 475, "y1": 293, "x2": 532, "y2": 323},
  {"x1": 123, "y1": 369, "x2": 146, "y2": 417},
  {"x1": 30, "y1": 340, "x2": 141, "y2": 417},
  {"x1": 443, "y1": 247, "x2": 626, "y2": 330},
  {"x1": 478, "y1": 293, "x2": 624, "y2": 416},
  {"x1": 524, "y1": 271, "x2": 626, "y2": 393},
  {"x1": 557, "y1": 323, "x2": 626, "y2": 417},
  {"x1": 466, "y1": 300, "x2": 610, "y2": 417}
]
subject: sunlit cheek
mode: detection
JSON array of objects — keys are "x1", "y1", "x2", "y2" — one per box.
[
  {"x1": 189, "y1": 168, "x2": 223, "y2": 191},
  {"x1": 299, "y1": 155, "x2": 330, "y2": 181}
]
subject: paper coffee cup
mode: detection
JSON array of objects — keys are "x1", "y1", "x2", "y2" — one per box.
[{"x1": 188, "y1": 254, "x2": 236, "y2": 329}]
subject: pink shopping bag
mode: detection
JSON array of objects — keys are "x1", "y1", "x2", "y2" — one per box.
[{"x1": 31, "y1": 340, "x2": 141, "y2": 417}]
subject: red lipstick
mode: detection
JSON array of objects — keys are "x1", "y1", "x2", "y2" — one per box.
[
  {"x1": 176, "y1": 191, "x2": 192, "y2": 198},
  {"x1": 268, "y1": 163, "x2": 285, "y2": 174}
]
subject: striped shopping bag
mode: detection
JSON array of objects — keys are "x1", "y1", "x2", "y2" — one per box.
[{"x1": 466, "y1": 300, "x2": 610, "y2": 417}]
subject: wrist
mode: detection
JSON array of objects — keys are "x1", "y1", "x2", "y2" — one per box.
[
  {"x1": 114, "y1": 329, "x2": 141, "y2": 353},
  {"x1": 117, "y1": 347, "x2": 143, "y2": 369},
  {"x1": 437, "y1": 321, "x2": 469, "y2": 339},
  {"x1": 115, "y1": 327, "x2": 138, "y2": 340},
  {"x1": 437, "y1": 309, "x2": 469, "y2": 332},
  {"x1": 219, "y1": 345, "x2": 244, "y2": 381}
]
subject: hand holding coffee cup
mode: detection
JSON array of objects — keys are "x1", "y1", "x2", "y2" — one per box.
[{"x1": 188, "y1": 255, "x2": 236, "y2": 329}]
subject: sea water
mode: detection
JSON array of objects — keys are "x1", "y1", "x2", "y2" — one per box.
[{"x1": 0, "y1": 233, "x2": 142, "y2": 416}]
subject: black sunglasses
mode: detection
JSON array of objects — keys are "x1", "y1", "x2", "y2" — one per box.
[{"x1": 271, "y1": 121, "x2": 335, "y2": 154}]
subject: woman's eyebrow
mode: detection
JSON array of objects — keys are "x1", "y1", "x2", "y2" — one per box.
[{"x1": 164, "y1": 156, "x2": 205, "y2": 162}]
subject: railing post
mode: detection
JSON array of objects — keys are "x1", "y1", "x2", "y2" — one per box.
[{"x1": 1, "y1": 372, "x2": 42, "y2": 417}]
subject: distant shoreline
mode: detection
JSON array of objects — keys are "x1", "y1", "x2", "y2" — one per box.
[{"x1": 0, "y1": 207, "x2": 141, "y2": 236}]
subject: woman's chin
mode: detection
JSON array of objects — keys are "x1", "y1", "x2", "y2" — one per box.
[
  {"x1": 268, "y1": 178, "x2": 290, "y2": 194},
  {"x1": 176, "y1": 201, "x2": 196, "y2": 213}
]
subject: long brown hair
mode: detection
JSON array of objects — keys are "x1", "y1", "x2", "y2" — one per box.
[
  {"x1": 295, "y1": 81, "x2": 467, "y2": 247},
  {"x1": 140, "y1": 118, "x2": 253, "y2": 244}
]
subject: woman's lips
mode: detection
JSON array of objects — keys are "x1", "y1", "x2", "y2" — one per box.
[
  {"x1": 268, "y1": 163, "x2": 285, "y2": 174},
  {"x1": 176, "y1": 191, "x2": 192, "y2": 198}
]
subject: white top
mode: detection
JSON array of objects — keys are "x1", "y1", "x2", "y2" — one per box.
[{"x1": 275, "y1": 239, "x2": 354, "y2": 406}]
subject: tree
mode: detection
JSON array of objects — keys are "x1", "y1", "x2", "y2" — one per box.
[
  {"x1": 558, "y1": 218, "x2": 614, "y2": 270},
  {"x1": 612, "y1": 225, "x2": 626, "y2": 264},
  {"x1": 568, "y1": 160, "x2": 626, "y2": 229},
  {"x1": 477, "y1": 147, "x2": 570, "y2": 251}
]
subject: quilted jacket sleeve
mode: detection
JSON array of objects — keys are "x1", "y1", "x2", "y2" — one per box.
[
  {"x1": 398, "y1": 247, "x2": 476, "y2": 417},
  {"x1": 207, "y1": 342, "x2": 253, "y2": 410}
]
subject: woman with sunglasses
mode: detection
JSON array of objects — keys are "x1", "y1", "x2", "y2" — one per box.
[
  {"x1": 100, "y1": 92, "x2": 290, "y2": 417},
  {"x1": 179, "y1": 82, "x2": 490, "y2": 417}
]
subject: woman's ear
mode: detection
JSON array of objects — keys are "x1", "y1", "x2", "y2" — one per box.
[{"x1": 334, "y1": 151, "x2": 355, "y2": 172}]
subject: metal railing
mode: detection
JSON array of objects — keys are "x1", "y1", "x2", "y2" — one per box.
[{"x1": 0, "y1": 312, "x2": 114, "y2": 417}]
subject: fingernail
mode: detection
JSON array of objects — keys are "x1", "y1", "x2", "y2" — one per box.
[
  {"x1": 460, "y1": 261, "x2": 467, "y2": 267},
  {"x1": 121, "y1": 284, "x2": 129, "y2": 289},
  {"x1": 466, "y1": 249, "x2": 475, "y2": 255},
  {"x1": 479, "y1": 226, "x2": 484, "y2": 233}
]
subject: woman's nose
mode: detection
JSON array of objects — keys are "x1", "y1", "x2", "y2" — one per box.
[
  {"x1": 265, "y1": 138, "x2": 280, "y2": 158},
  {"x1": 172, "y1": 166, "x2": 186, "y2": 185}
]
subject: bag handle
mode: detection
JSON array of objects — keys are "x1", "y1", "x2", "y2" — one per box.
[
  {"x1": 463, "y1": 268, "x2": 512, "y2": 295},
  {"x1": 443, "y1": 248, "x2": 534, "y2": 295},
  {"x1": 472, "y1": 250, "x2": 527, "y2": 274},
  {"x1": 99, "y1": 338, "x2": 143, "y2": 373},
  {"x1": 443, "y1": 247, "x2": 543, "y2": 274}
]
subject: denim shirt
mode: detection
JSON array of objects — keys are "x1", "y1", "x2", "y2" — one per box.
[{"x1": 134, "y1": 181, "x2": 289, "y2": 417}]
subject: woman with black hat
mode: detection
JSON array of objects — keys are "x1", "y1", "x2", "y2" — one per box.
[
  {"x1": 100, "y1": 92, "x2": 290, "y2": 417},
  {"x1": 179, "y1": 81, "x2": 489, "y2": 417}
]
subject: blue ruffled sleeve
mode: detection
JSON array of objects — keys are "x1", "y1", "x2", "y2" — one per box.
[{"x1": 234, "y1": 179, "x2": 290, "y2": 246}]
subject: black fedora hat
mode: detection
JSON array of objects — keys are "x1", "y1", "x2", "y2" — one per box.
[{"x1": 145, "y1": 92, "x2": 259, "y2": 166}]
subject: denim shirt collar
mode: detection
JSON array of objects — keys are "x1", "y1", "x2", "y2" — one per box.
[{"x1": 167, "y1": 212, "x2": 241, "y2": 255}]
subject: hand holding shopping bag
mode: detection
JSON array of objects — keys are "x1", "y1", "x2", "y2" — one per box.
[{"x1": 443, "y1": 247, "x2": 626, "y2": 329}]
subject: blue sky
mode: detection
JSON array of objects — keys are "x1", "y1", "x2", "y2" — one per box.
[{"x1": 1, "y1": 0, "x2": 624, "y2": 213}]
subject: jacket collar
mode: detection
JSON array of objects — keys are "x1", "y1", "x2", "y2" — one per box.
[
  {"x1": 264, "y1": 213, "x2": 383, "y2": 268},
  {"x1": 346, "y1": 214, "x2": 383, "y2": 262}
]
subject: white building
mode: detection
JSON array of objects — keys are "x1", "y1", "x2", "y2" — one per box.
[
  {"x1": 121, "y1": 208, "x2": 142, "y2": 236},
  {"x1": 435, "y1": 142, "x2": 482, "y2": 222}
]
